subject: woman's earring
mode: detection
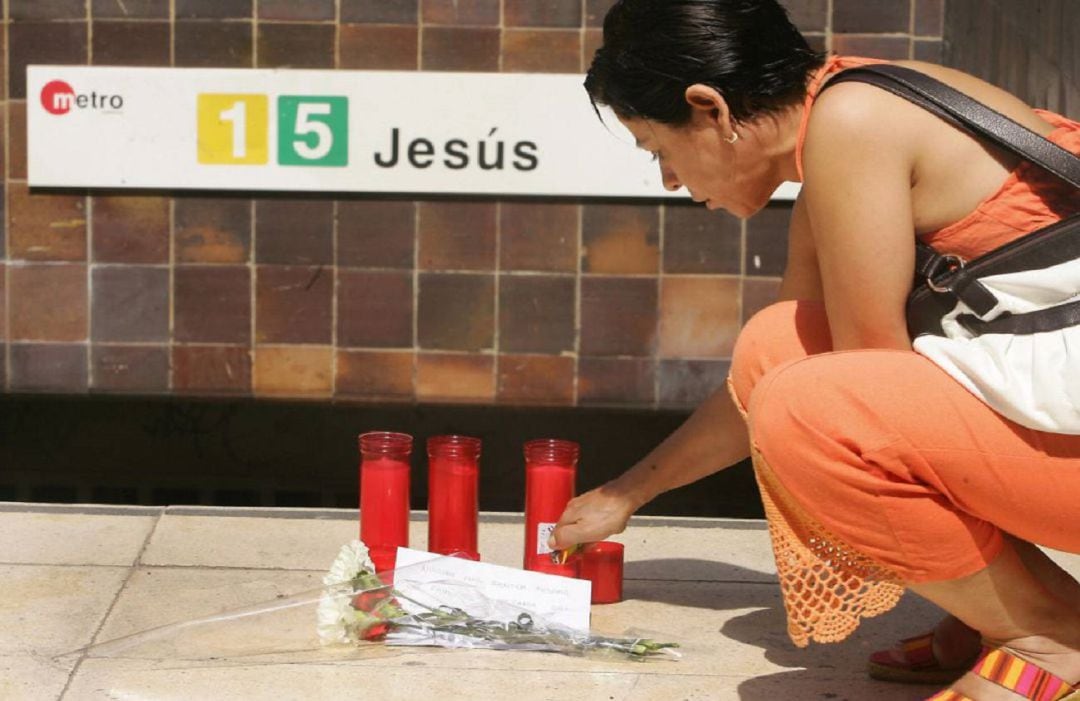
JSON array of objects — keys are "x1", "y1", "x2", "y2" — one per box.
[{"x1": 725, "y1": 131, "x2": 740, "y2": 145}]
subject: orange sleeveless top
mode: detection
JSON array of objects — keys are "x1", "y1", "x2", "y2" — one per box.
[{"x1": 796, "y1": 55, "x2": 1080, "y2": 260}]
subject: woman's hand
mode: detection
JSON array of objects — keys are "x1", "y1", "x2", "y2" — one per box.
[{"x1": 547, "y1": 482, "x2": 640, "y2": 550}]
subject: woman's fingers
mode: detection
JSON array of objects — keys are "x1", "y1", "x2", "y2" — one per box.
[{"x1": 547, "y1": 488, "x2": 632, "y2": 550}]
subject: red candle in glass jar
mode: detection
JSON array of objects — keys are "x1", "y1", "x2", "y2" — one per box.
[
  {"x1": 523, "y1": 438, "x2": 579, "y2": 574},
  {"x1": 580, "y1": 541, "x2": 624, "y2": 604},
  {"x1": 427, "y1": 435, "x2": 481, "y2": 560},
  {"x1": 359, "y1": 431, "x2": 413, "y2": 573}
]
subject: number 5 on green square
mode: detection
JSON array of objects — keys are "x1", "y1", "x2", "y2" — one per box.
[{"x1": 278, "y1": 96, "x2": 348, "y2": 166}]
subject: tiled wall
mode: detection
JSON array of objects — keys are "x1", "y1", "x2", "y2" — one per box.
[{"x1": 0, "y1": 0, "x2": 943, "y2": 409}]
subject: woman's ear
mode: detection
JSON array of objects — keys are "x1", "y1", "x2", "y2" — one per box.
[{"x1": 684, "y1": 84, "x2": 736, "y2": 139}]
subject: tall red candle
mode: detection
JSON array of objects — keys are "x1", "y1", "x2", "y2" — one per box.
[
  {"x1": 359, "y1": 431, "x2": 412, "y2": 573},
  {"x1": 427, "y1": 435, "x2": 481, "y2": 560},
  {"x1": 523, "y1": 438, "x2": 579, "y2": 576}
]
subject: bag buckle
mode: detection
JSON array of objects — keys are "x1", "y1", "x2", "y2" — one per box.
[{"x1": 926, "y1": 254, "x2": 966, "y2": 293}]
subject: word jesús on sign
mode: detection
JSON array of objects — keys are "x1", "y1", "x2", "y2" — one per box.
[{"x1": 373, "y1": 128, "x2": 538, "y2": 172}]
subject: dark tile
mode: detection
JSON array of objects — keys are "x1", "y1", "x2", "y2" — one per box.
[
  {"x1": 577, "y1": 357, "x2": 654, "y2": 405},
  {"x1": 175, "y1": 197, "x2": 252, "y2": 263},
  {"x1": 585, "y1": 0, "x2": 616, "y2": 26},
  {"x1": 658, "y1": 277, "x2": 740, "y2": 358},
  {"x1": 416, "y1": 352, "x2": 494, "y2": 402},
  {"x1": 92, "y1": 0, "x2": 169, "y2": 19},
  {"x1": 745, "y1": 202, "x2": 791, "y2": 277},
  {"x1": 9, "y1": 184, "x2": 87, "y2": 261},
  {"x1": 831, "y1": 35, "x2": 912, "y2": 60},
  {"x1": 91, "y1": 266, "x2": 169, "y2": 342},
  {"x1": 779, "y1": 0, "x2": 829, "y2": 33},
  {"x1": 833, "y1": 0, "x2": 912, "y2": 33},
  {"x1": 805, "y1": 33, "x2": 827, "y2": 54},
  {"x1": 30, "y1": 484, "x2": 80, "y2": 502},
  {"x1": 258, "y1": 0, "x2": 335, "y2": 20},
  {"x1": 337, "y1": 270, "x2": 413, "y2": 347},
  {"x1": 176, "y1": 0, "x2": 253, "y2": 19},
  {"x1": 9, "y1": 343, "x2": 88, "y2": 392},
  {"x1": 913, "y1": 39, "x2": 944, "y2": 63},
  {"x1": 255, "y1": 265, "x2": 333, "y2": 344},
  {"x1": 741, "y1": 277, "x2": 782, "y2": 325},
  {"x1": 9, "y1": 264, "x2": 87, "y2": 341},
  {"x1": 502, "y1": 30, "x2": 580, "y2": 73},
  {"x1": 0, "y1": 265, "x2": 6, "y2": 340},
  {"x1": 172, "y1": 345, "x2": 251, "y2": 393},
  {"x1": 417, "y1": 273, "x2": 494, "y2": 351},
  {"x1": 255, "y1": 199, "x2": 333, "y2": 265},
  {"x1": 499, "y1": 202, "x2": 578, "y2": 272},
  {"x1": 11, "y1": 0, "x2": 86, "y2": 20},
  {"x1": 914, "y1": 0, "x2": 944, "y2": 35},
  {"x1": 339, "y1": 24, "x2": 418, "y2": 70},
  {"x1": 341, "y1": 0, "x2": 418, "y2": 24},
  {"x1": 504, "y1": 0, "x2": 582, "y2": 27},
  {"x1": 336, "y1": 349, "x2": 414, "y2": 399},
  {"x1": 92, "y1": 21, "x2": 170, "y2": 65},
  {"x1": 663, "y1": 205, "x2": 742, "y2": 274},
  {"x1": 582, "y1": 204, "x2": 660, "y2": 274},
  {"x1": 91, "y1": 345, "x2": 169, "y2": 392},
  {"x1": 149, "y1": 487, "x2": 201, "y2": 506},
  {"x1": 422, "y1": 0, "x2": 499, "y2": 25},
  {"x1": 9, "y1": 22, "x2": 88, "y2": 99},
  {"x1": 421, "y1": 27, "x2": 500, "y2": 71},
  {"x1": 173, "y1": 266, "x2": 252, "y2": 343},
  {"x1": 418, "y1": 201, "x2": 496, "y2": 270},
  {"x1": 257, "y1": 23, "x2": 335, "y2": 68},
  {"x1": 9, "y1": 102, "x2": 25, "y2": 180},
  {"x1": 175, "y1": 21, "x2": 253, "y2": 67},
  {"x1": 92, "y1": 195, "x2": 169, "y2": 264},
  {"x1": 498, "y1": 275, "x2": 575, "y2": 354},
  {"x1": 337, "y1": 200, "x2": 415, "y2": 268},
  {"x1": 658, "y1": 359, "x2": 732, "y2": 408},
  {"x1": 579, "y1": 277, "x2": 657, "y2": 356},
  {"x1": 91, "y1": 486, "x2": 141, "y2": 504},
  {"x1": 497, "y1": 355, "x2": 574, "y2": 405}
]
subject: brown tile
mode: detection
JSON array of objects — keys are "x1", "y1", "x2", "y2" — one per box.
[
  {"x1": 833, "y1": 0, "x2": 911, "y2": 33},
  {"x1": 418, "y1": 202, "x2": 496, "y2": 270},
  {"x1": 577, "y1": 357, "x2": 654, "y2": 405},
  {"x1": 579, "y1": 277, "x2": 657, "y2": 356},
  {"x1": 91, "y1": 266, "x2": 169, "y2": 342},
  {"x1": 581, "y1": 204, "x2": 660, "y2": 274},
  {"x1": 341, "y1": 0, "x2": 418, "y2": 24},
  {"x1": 416, "y1": 352, "x2": 494, "y2": 403},
  {"x1": 173, "y1": 266, "x2": 251, "y2": 343},
  {"x1": 421, "y1": 27, "x2": 500, "y2": 71},
  {"x1": 9, "y1": 264, "x2": 87, "y2": 341},
  {"x1": 658, "y1": 277, "x2": 740, "y2": 358},
  {"x1": 583, "y1": 28, "x2": 602, "y2": 72},
  {"x1": 11, "y1": 0, "x2": 86, "y2": 20},
  {"x1": 831, "y1": 35, "x2": 912, "y2": 60},
  {"x1": 257, "y1": 23, "x2": 335, "y2": 68},
  {"x1": 175, "y1": 197, "x2": 251, "y2": 263},
  {"x1": 91, "y1": 195, "x2": 169, "y2": 264},
  {"x1": 175, "y1": 21, "x2": 253, "y2": 67},
  {"x1": 253, "y1": 345, "x2": 332, "y2": 397},
  {"x1": 336, "y1": 349, "x2": 414, "y2": 399},
  {"x1": 9, "y1": 22, "x2": 88, "y2": 99},
  {"x1": 9, "y1": 184, "x2": 87, "y2": 261},
  {"x1": 258, "y1": 0, "x2": 335, "y2": 20},
  {"x1": 172, "y1": 345, "x2": 251, "y2": 394},
  {"x1": 339, "y1": 24, "x2": 418, "y2": 70},
  {"x1": 417, "y1": 273, "x2": 494, "y2": 351},
  {"x1": 505, "y1": 0, "x2": 582, "y2": 27},
  {"x1": 9, "y1": 102, "x2": 27, "y2": 180},
  {"x1": 913, "y1": 39, "x2": 943, "y2": 63},
  {"x1": 255, "y1": 265, "x2": 332, "y2": 344},
  {"x1": 337, "y1": 269, "x2": 413, "y2": 347},
  {"x1": 498, "y1": 275, "x2": 575, "y2": 354},
  {"x1": 585, "y1": 0, "x2": 616, "y2": 26},
  {"x1": 658, "y1": 359, "x2": 731, "y2": 408},
  {"x1": 742, "y1": 277, "x2": 782, "y2": 325},
  {"x1": 779, "y1": 0, "x2": 829, "y2": 33},
  {"x1": 255, "y1": 199, "x2": 333, "y2": 265},
  {"x1": 91, "y1": 345, "x2": 168, "y2": 392},
  {"x1": 422, "y1": 0, "x2": 499, "y2": 25},
  {"x1": 502, "y1": 30, "x2": 580, "y2": 73},
  {"x1": 0, "y1": 265, "x2": 6, "y2": 340},
  {"x1": 499, "y1": 202, "x2": 577, "y2": 272},
  {"x1": 92, "y1": 0, "x2": 169, "y2": 19},
  {"x1": 805, "y1": 33, "x2": 827, "y2": 54},
  {"x1": 663, "y1": 205, "x2": 742, "y2": 274},
  {"x1": 92, "y1": 21, "x2": 170, "y2": 66},
  {"x1": 9, "y1": 343, "x2": 88, "y2": 392},
  {"x1": 177, "y1": 0, "x2": 253, "y2": 19},
  {"x1": 745, "y1": 202, "x2": 791, "y2": 277},
  {"x1": 914, "y1": 0, "x2": 944, "y2": 36},
  {"x1": 337, "y1": 200, "x2": 415, "y2": 268},
  {"x1": 0, "y1": 346, "x2": 6, "y2": 389},
  {"x1": 497, "y1": 354, "x2": 574, "y2": 405}
]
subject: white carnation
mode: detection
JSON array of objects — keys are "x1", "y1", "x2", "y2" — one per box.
[
  {"x1": 317, "y1": 540, "x2": 376, "y2": 646},
  {"x1": 323, "y1": 540, "x2": 374, "y2": 586}
]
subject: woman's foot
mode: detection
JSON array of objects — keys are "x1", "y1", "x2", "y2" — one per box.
[
  {"x1": 929, "y1": 640, "x2": 1080, "y2": 701},
  {"x1": 869, "y1": 615, "x2": 984, "y2": 683}
]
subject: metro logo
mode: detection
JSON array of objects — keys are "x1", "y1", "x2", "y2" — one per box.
[{"x1": 41, "y1": 80, "x2": 76, "y2": 115}]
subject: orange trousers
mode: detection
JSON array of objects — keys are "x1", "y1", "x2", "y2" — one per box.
[{"x1": 729, "y1": 301, "x2": 1080, "y2": 585}]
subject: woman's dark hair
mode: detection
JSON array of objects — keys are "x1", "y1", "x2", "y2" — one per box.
[{"x1": 585, "y1": 0, "x2": 826, "y2": 125}]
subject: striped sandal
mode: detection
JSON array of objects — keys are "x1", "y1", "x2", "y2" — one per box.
[
  {"x1": 868, "y1": 631, "x2": 984, "y2": 684},
  {"x1": 925, "y1": 647, "x2": 1080, "y2": 701}
]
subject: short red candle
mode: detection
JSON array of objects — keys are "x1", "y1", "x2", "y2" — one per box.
[
  {"x1": 359, "y1": 431, "x2": 412, "y2": 573},
  {"x1": 427, "y1": 435, "x2": 481, "y2": 560},
  {"x1": 523, "y1": 438, "x2": 579, "y2": 572},
  {"x1": 580, "y1": 542, "x2": 624, "y2": 604},
  {"x1": 530, "y1": 559, "x2": 581, "y2": 579}
]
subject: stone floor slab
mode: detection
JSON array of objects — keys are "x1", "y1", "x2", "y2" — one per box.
[{"x1": 0, "y1": 512, "x2": 157, "y2": 566}]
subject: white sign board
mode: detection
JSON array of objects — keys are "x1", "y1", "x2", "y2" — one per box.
[{"x1": 28, "y1": 65, "x2": 798, "y2": 200}]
